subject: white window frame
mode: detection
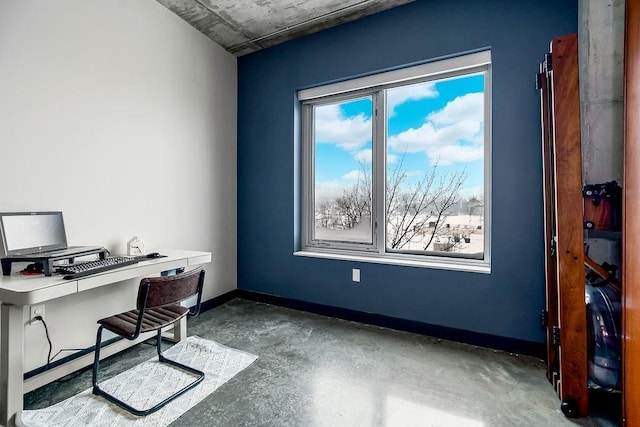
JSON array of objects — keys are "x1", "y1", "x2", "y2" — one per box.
[{"x1": 297, "y1": 50, "x2": 492, "y2": 273}]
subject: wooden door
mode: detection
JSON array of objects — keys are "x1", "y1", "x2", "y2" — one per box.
[
  {"x1": 539, "y1": 58, "x2": 559, "y2": 387},
  {"x1": 540, "y1": 33, "x2": 589, "y2": 417},
  {"x1": 623, "y1": 0, "x2": 640, "y2": 424}
]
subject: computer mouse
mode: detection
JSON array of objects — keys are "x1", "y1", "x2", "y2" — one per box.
[
  {"x1": 22, "y1": 263, "x2": 44, "y2": 275},
  {"x1": 146, "y1": 252, "x2": 161, "y2": 259}
]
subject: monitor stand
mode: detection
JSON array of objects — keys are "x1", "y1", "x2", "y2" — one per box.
[{"x1": 1, "y1": 248, "x2": 108, "y2": 277}]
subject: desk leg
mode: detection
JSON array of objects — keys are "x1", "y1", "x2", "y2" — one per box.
[
  {"x1": 1, "y1": 260, "x2": 11, "y2": 276},
  {"x1": 163, "y1": 318, "x2": 187, "y2": 343},
  {"x1": 1, "y1": 303, "x2": 25, "y2": 427}
]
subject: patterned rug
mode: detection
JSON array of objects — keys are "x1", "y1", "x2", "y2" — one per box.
[{"x1": 19, "y1": 337, "x2": 258, "y2": 427}]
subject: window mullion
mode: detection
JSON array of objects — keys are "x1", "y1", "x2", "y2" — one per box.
[
  {"x1": 373, "y1": 91, "x2": 386, "y2": 255},
  {"x1": 302, "y1": 104, "x2": 314, "y2": 248},
  {"x1": 483, "y1": 67, "x2": 492, "y2": 264}
]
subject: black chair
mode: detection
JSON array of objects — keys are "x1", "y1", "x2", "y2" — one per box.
[{"x1": 92, "y1": 267, "x2": 206, "y2": 416}]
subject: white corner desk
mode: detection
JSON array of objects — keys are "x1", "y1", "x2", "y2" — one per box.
[{"x1": 0, "y1": 249, "x2": 211, "y2": 427}]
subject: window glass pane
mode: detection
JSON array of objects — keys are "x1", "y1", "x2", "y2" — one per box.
[
  {"x1": 313, "y1": 97, "x2": 373, "y2": 244},
  {"x1": 385, "y1": 73, "x2": 485, "y2": 256}
]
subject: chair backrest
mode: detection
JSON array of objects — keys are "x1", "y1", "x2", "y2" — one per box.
[{"x1": 137, "y1": 267, "x2": 205, "y2": 314}]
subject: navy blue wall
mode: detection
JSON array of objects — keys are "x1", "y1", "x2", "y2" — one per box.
[{"x1": 237, "y1": 0, "x2": 577, "y2": 344}]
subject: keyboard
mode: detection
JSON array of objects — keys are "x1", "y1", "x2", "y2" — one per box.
[{"x1": 57, "y1": 256, "x2": 139, "y2": 279}]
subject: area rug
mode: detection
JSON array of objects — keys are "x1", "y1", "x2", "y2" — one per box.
[{"x1": 18, "y1": 337, "x2": 258, "y2": 427}]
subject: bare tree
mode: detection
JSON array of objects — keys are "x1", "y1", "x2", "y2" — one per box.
[
  {"x1": 386, "y1": 154, "x2": 468, "y2": 250},
  {"x1": 316, "y1": 150, "x2": 468, "y2": 250},
  {"x1": 315, "y1": 153, "x2": 468, "y2": 252},
  {"x1": 333, "y1": 161, "x2": 372, "y2": 228},
  {"x1": 316, "y1": 200, "x2": 334, "y2": 228}
]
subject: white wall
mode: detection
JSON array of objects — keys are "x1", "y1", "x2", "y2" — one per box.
[{"x1": 0, "y1": 0, "x2": 237, "y2": 371}]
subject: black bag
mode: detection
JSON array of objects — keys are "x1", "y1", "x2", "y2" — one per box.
[{"x1": 585, "y1": 280, "x2": 621, "y2": 391}]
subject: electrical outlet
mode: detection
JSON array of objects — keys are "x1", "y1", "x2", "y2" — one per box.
[
  {"x1": 352, "y1": 268, "x2": 360, "y2": 283},
  {"x1": 30, "y1": 304, "x2": 45, "y2": 323}
]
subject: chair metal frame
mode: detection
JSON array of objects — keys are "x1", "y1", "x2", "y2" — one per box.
[{"x1": 92, "y1": 267, "x2": 205, "y2": 416}]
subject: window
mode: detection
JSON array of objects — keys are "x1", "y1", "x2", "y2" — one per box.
[{"x1": 298, "y1": 51, "x2": 491, "y2": 272}]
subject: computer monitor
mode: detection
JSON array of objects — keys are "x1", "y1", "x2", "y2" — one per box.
[{"x1": 0, "y1": 211, "x2": 68, "y2": 256}]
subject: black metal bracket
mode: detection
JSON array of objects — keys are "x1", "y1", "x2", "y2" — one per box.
[
  {"x1": 552, "y1": 325, "x2": 561, "y2": 346},
  {"x1": 544, "y1": 52, "x2": 553, "y2": 72}
]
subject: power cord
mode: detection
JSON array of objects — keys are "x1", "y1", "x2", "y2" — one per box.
[
  {"x1": 50, "y1": 347, "x2": 88, "y2": 363},
  {"x1": 33, "y1": 316, "x2": 90, "y2": 365},
  {"x1": 33, "y1": 316, "x2": 92, "y2": 383},
  {"x1": 33, "y1": 316, "x2": 52, "y2": 370}
]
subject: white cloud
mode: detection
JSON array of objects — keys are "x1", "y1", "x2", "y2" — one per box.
[
  {"x1": 428, "y1": 92, "x2": 484, "y2": 124},
  {"x1": 353, "y1": 149, "x2": 372, "y2": 163},
  {"x1": 342, "y1": 170, "x2": 364, "y2": 180},
  {"x1": 388, "y1": 92, "x2": 484, "y2": 166},
  {"x1": 429, "y1": 144, "x2": 484, "y2": 165},
  {"x1": 315, "y1": 104, "x2": 371, "y2": 151},
  {"x1": 388, "y1": 120, "x2": 482, "y2": 157},
  {"x1": 315, "y1": 180, "x2": 347, "y2": 202},
  {"x1": 459, "y1": 185, "x2": 484, "y2": 199},
  {"x1": 352, "y1": 150, "x2": 398, "y2": 165},
  {"x1": 387, "y1": 82, "x2": 438, "y2": 116},
  {"x1": 316, "y1": 175, "x2": 369, "y2": 201},
  {"x1": 316, "y1": 167, "x2": 370, "y2": 201}
]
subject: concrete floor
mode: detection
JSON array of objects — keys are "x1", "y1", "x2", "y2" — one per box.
[{"x1": 25, "y1": 298, "x2": 620, "y2": 426}]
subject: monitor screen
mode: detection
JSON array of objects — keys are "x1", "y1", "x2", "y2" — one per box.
[{"x1": 0, "y1": 212, "x2": 68, "y2": 256}]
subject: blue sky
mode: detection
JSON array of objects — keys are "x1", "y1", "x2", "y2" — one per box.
[{"x1": 314, "y1": 73, "x2": 485, "y2": 201}]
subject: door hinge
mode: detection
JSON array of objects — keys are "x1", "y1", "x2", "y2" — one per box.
[
  {"x1": 536, "y1": 72, "x2": 545, "y2": 91},
  {"x1": 544, "y1": 52, "x2": 552, "y2": 72},
  {"x1": 552, "y1": 326, "x2": 561, "y2": 347},
  {"x1": 541, "y1": 309, "x2": 548, "y2": 327},
  {"x1": 550, "y1": 237, "x2": 557, "y2": 257}
]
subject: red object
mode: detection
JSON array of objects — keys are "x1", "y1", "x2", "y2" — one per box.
[{"x1": 584, "y1": 197, "x2": 611, "y2": 230}]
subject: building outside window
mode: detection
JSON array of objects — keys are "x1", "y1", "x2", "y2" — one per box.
[{"x1": 298, "y1": 50, "x2": 491, "y2": 272}]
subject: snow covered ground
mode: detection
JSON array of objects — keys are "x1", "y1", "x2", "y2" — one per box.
[{"x1": 314, "y1": 214, "x2": 484, "y2": 255}]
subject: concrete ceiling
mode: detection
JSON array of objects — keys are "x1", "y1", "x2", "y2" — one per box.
[{"x1": 155, "y1": 0, "x2": 415, "y2": 56}]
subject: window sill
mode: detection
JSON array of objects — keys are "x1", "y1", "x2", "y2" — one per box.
[{"x1": 293, "y1": 250, "x2": 491, "y2": 274}]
